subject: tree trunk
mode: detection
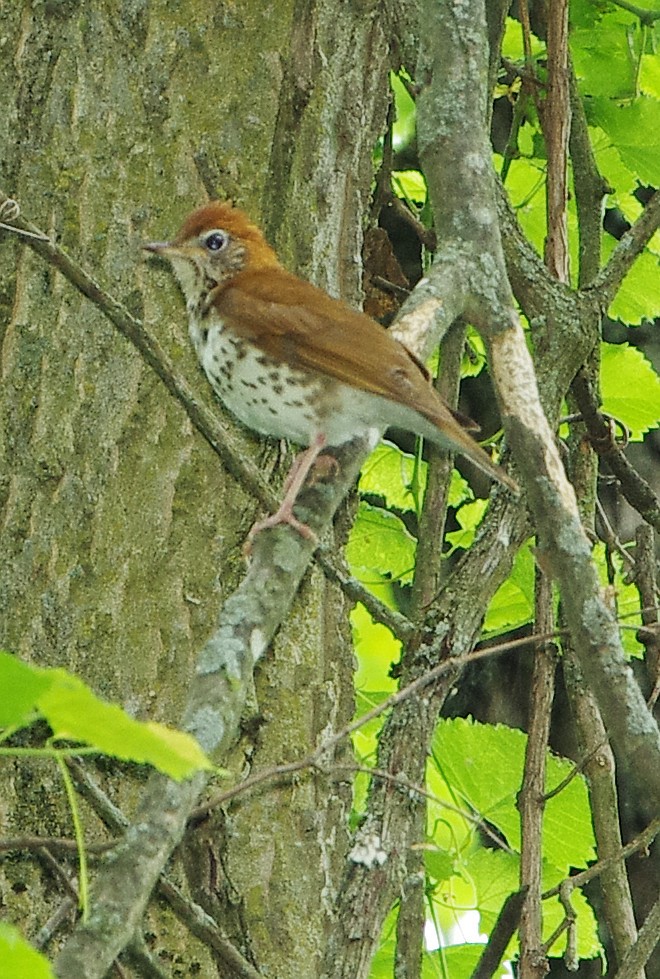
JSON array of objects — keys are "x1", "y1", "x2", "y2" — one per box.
[{"x1": 0, "y1": 1, "x2": 407, "y2": 973}]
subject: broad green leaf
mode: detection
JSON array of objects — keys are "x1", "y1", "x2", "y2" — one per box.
[
  {"x1": 485, "y1": 540, "x2": 536, "y2": 634},
  {"x1": 346, "y1": 501, "x2": 417, "y2": 583},
  {"x1": 466, "y1": 850, "x2": 602, "y2": 962},
  {"x1": 463, "y1": 328, "x2": 487, "y2": 378},
  {"x1": 593, "y1": 543, "x2": 644, "y2": 659},
  {"x1": 359, "y1": 442, "x2": 472, "y2": 513},
  {"x1": 501, "y1": 17, "x2": 544, "y2": 60},
  {"x1": 431, "y1": 718, "x2": 596, "y2": 870},
  {"x1": 39, "y1": 671, "x2": 212, "y2": 780},
  {"x1": 572, "y1": 27, "x2": 638, "y2": 98},
  {"x1": 600, "y1": 342, "x2": 660, "y2": 439},
  {"x1": 589, "y1": 126, "x2": 637, "y2": 202},
  {"x1": 391, "y1": 73, "x2": 416, "y2": 151},
  {"x1": 640, "y1": 52, "x2": 660, "y2": 98},
  {"x1": 0, "y1": 653, "x2": 212, "y2": 780},
  {"x1": 445, "y1": 500, "x2": 488, "y2": 552},
  {"x1": 392, "y1": 170, "x2": 426, "y2": 205},
  {"x1": 371, "y1": 907, "x2": 399, "y2": 978},
  {"x1": 359, "y1": 442, "x2": 421, "y2": 512},
  {"x1": 591, "y1": 97, "x2": 660, "y2": 186},
  {"x1": 0, "y1": 923, "x2": 55, "y2": 979},
  {"x1": 535, "y1": 862, "x2": 604, "y2": 962},
  {"x1": 502, "y1": 157, "x2": 581, "y2": 280},
  {"x1": 422, "y1": 944, "x2": 486, "y2": 979},
  {"x1": 424, "y1": 846, "x2": 455, "y2": 885},
  {"x1": 0, "y1": 650, "x2": 52, "y2": 727},
  {"x1": 501, "y1": 156, "x2": 546, "y2": 255},
  {"x1": 351, "y1": 602, "x2": 400, "y2": 694},
  {"x1": 604, "y1": 242, "x2": 660, "y2": 326}
]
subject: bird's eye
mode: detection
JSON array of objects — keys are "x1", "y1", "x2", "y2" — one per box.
[{"x1": 204, "y1": 231, "x2": 228, "y2": 252}]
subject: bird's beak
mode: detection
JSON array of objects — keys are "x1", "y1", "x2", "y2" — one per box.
[{"x1": 142, "y1": 240, "x2": 172, "y2": 254}]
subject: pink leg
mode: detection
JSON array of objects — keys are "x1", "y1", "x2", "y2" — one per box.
[{"x1": 247, "y1": 433, "x2": 327, "y2": 546}]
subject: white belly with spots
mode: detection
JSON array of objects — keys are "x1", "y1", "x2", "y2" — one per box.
[{"x1": 189, "y1": 316, "x2": 377, "y2": 447}]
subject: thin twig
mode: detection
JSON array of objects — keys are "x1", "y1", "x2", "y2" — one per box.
[
  {"x1": 609, "y1": 0, "x2": 660, "y2": 26},
  {"x1": 571, "y1": 367, "x2": 660, "y2": 534},
  {"x1": 0, "y1": 835, "x2": 116, "y2": 854},
  {"x1": 612, "y1": 893, "x2": 660, "y2": 979},
  {"x1": 589, "y1": 189, "x2": 660, "y2": 303},
  {"x1": 542, "y1": 817, "x2": 660, "y2": 899},
  {"x1": 189, "y1": 631, "x2": 563, "y2": 823}
]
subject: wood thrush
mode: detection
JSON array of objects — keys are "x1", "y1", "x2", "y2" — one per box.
[{"x1": 143, "y1": 202, "x2": 518, "y2": 539}]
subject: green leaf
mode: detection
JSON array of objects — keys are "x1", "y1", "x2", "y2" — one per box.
[
  {"x1": 485, "y1": 540, "x2": 536, "y2": 634},
  {"x1": 392, "y1": 170, "x2": 426, "y2": 205},
  {"x1": 464, "y1": 849, "x2": 520, "y2": 935},
  {"x1": 422, "y1": 944, "x2": 486, "y2": 979},
  {"x1": 445, "y1": 500, "x2": 488, "y2": 552},
  {"x1": 424, "y1": 846, "x2": 455, "y2": 884},
  {"x1": 501, "y1": 16, "x2": 544, "y2": 60},
  {"x1": 431, "y1": 718, "x2": 596, "y2": 870},
  {"x1": 0, "y1": 653, "x2": 212, "y2": 780},
  {"x1": 640, "y1": 52, "x2": 660, "y2": 99},
  {"x1": 0, "y1": 651, "x2": 52, "y2": 727},
  {"x1": 604, "y1": 242, "x2": 660, "y2": 326},
  {"x1": 391, "y1": 73, "x2": 416, "y2": 151},
  {"x1": 371, "y1": 907, "x2": 399, "y2": 978},
  {"x1": 591, "y1": 97, "x2": 660, "y2": 186},
  {"x1": 39, "y1": 671, "x2": 212, "y2": 780},
  {"x1": 346, "y1": 501, "x2": 417, "y2": 584},
  {"x1": 572, "y1": 27, "x2": 638, "y2": 99},
  {"x1": 351, "y1": 603, "x2": 400, "y2": 694},
  {"x1": 359, "y1": 442, "x2": 420, "y2": 512},
  {"x1": 359, "y1": 441, "x2": 472, "y2": 513},
  {"x1": 0, "y1": 923, "x2": 55, "y2": 979},
  {"x1": 500, "y1": 156, "x2": 547, "y2": 255},
  {"x1": 466, "y1": 850, "x2": 602, "y2": 962},
  {"x1": 593, "y1": 543, "x2": 644, "y2": 659},
  {"x1": 600, "y1": 342, "x2": 660, "y2": 439},
  {"x1": 589, "y1": 125, "x2": 637, "y2": 203},
  {"x1": 535, "y1": 862, "x2": 603, "y2": 962}
]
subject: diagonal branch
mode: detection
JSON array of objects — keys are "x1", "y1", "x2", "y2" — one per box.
[
  {"x1": 570, "y1": 369, "x2": 660, "y2": 534},
  {"x1": 589, "y1": 188, "x2": 660, "y2": 304}
]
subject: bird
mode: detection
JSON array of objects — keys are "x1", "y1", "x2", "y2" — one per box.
[{"x1": 143, "y1": 201, "x2": 518, "y2": 539}]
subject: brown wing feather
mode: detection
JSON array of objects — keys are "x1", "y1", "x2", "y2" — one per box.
[{"x1": 212, "y1": 267, "x2": 477, "y2": 433}]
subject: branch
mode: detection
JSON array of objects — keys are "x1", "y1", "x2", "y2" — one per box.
[
  {"x1": 608, "y1": 0, "x2": 660, "y2": 26},
  {"x1": 542, "y1": 816, "x2": 660, "y2": 898},
  {"x1": 518, "y1": 570, "x2": 558, "y2": 978},
  {"x1": 65, "y1": 761, "x2": 263, "y2": 979},
  {"x1": 563, "y1": 644, "x2": 643, "y2": 973},
  {"x1": 542, "y1": 0, "x2": 571, "y2": 282},
  {"x1": 634, "y1": 525, "x2": 660, "y2": 708},
  {"x1": 54, "y1": 435, "x2": 366, "y2": 976},
  {"x1": 612, "y1": 893, "x2": 660, "y2": 979},
  {"x1": 472, "y1": 888, "x2": 528, "y2": 979},
  {"x1": 570, "y1": 368, "x2": 660, "y2": 534},
  {"x1": 588, "y1": 188, "x2": 660, "y2": 304}
]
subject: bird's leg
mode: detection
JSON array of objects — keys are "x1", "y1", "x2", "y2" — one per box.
[{"x1": 246, "y1": 433, "x2": 328, "y2": 546}]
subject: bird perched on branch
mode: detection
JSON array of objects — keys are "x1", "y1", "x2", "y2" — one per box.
[{"x1": 144, "y1": 201, "x2": 517, "y2": 539}]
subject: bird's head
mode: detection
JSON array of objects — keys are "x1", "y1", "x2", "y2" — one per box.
[{"x1": 143, "y1": 201, "x2": 279, "y2": 306}]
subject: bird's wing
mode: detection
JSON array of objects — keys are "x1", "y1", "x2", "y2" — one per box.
[{"x1": 213, "y1": 267, "x2": 478, "y2": 433}]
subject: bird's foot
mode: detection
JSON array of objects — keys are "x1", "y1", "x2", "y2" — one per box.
[{"x1": 243, "y1": 434, "x2": 329, "y2": 554}]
